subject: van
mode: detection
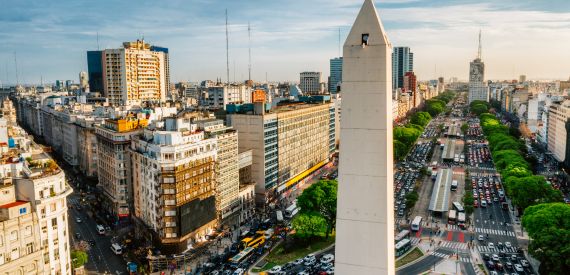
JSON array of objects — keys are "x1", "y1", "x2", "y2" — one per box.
[
  {"x1": 111, "y1": 243, "x2": 123, "y2": 255},
  {"x1": 96, "y1": 225, "x2": 105, "y2": 235},
  {"x1": 481, "y1": 200, "x2": 487, "y2": 208}
]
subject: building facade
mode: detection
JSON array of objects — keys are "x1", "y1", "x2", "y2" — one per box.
[
  {"x1": 101, "y1": 40, "x2": 168, "y2": 106},
  {"x1": 203, "y1": 85, "x2": 252, "y2": 110},
  {"x1": 392, "y1": 46, "x2": 413, "y2": 90},
  {"x1": 547, "y1": 100, "x2": 570, "y2": 162},
  {"x1": 299, "y1": 72, "x2": 323, "y2": 95},
  {"x1": 329, "y1": 58, "x2": 343, "y2": 93}
]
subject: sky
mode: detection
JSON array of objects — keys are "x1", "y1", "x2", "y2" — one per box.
[{"x1": 1, "y1": 0, "x2": 570, "y2": 85}]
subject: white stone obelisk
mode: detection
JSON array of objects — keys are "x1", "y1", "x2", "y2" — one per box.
[{"x1": 335, "y1": 0, "x2": 395, "y2": 274}]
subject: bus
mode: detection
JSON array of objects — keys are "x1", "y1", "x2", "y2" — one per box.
[
  {"x1": 452, "y1": 201, "x2": 464, "y2": 212},
  {"x1": 394, "y1": 230, "x2": 410, "y2": 244},
  {"x1": 457, "y1": 212, "x2": 466, "y2": 229},
  {"x1": 395, "y1": 239, "x2": 412, "y2": 257},
  {"x1": 450, "y1": 180, "x2": 458, "y2": 191},
  {"x1": 411, "y1": 216, "x2": 422, "y2": 231},
  {"x1": 229, "y1": 247, "x2": 255, "y2": 267},
  {"x1": 276, "y1": 210, "x2": 284, "y2": 223},
  {"x1": 242, "y1": 235, "x2": 265, "y2": 248},
  {"x1": 448, "y1": 210, "x2": 457, "y2": 224},
  {"x1": 284, "y1": 203, "x2": 298, "y2": 219}
]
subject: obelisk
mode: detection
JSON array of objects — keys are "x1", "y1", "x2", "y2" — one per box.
[{"x1": 335, "y1": 0, "x2": 395, "y2": 274}]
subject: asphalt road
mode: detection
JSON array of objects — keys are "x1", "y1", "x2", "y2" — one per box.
[{"x1": 67, "y1": 193, "x2": 127, "y2": 274}]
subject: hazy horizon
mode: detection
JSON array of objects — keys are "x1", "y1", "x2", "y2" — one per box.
[{"x1": 1, "y1": 0, "x2": 570, "y2": 85}]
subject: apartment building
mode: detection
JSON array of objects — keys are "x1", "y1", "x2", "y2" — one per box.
[
  {"x1": 547, "y1": 100, "x2": 570, "y2": 162},
  {"x1": 130, "y1": 114, "x2": 217, "y2": 253},
  {"x1": 203, "y1": 84, "x2": 252, "y2": 110},
  {"x1": 228, "y1": 97, "x2": 335, "y2": 201},
  {"x1": 101, "y1": 40, "x2": 167, "y2": 106},
  {"x1": 96, "y1": 115, "x2": 148, "y2": 221},
  {"x1": 299, "y1": 72, "x2": 323, "y2": 95}
]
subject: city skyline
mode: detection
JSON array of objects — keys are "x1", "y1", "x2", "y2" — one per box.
[{"x1": 1, "y1": 0, "x2": 570, "y2": 85}]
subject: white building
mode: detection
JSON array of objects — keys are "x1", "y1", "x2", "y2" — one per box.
[
  {"x1": 547, "y1": 100, "x2": 570, "y2": 162},
  {"x1": 204, "y1": 85, "x2": 252, "y2": 109}
]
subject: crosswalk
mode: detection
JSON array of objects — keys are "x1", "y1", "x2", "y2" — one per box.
[
  {"x1": 428, "y1": 251, "x2": 471, "y2": 263},
  {"x1": 477, "y1": 245, "x2": 518, "y2": 253},
  {"x1": 439, "y1": 240, "x2": 469, "y2": 250},
  {"x1": 474, "y1": 227, "x2": 516, "y2": 237},
  {"x1": 430, "y1": 251, "x2": 450, "y2": 259},
  {"x1": 410, "y1": 237, "x2": 420, "y2": 245}
]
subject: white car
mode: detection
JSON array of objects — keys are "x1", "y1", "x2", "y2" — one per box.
[
  {"x1": 320, "y1": 253, "x2": 335, "y2": 264},
  {"x1": 478, "y1": 235, "x2": 484, "y2": 241},
  {"x1": 75, "y1": 217, "x2": 82, "y2": 223},
  {"x1": 492, "y1": 254, "x2": 499, "y2": 261},
  {"x1": 292, "y1": 258, "x2": 303, "y2": 265},
  {"x1": 514, "y1": 264, "x2": 524, "y2": 272},
  {"x1": 304, "y1": 254, "x2": 316, "y2": 262},
  {"x1": 268, "y1": 266, "x2": 282, "y2": 274},
  {"x1": 504, "y1": 242, "x2": 512, "y2": 249},
  {"x1": 488, "y1": 242, "x2": 494, "y2": 249}
]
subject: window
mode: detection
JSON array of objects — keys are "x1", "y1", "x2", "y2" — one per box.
[
  {"x1": 51, "y1": 218, "x2": 57, "y2": 228},
  {"x1": 10, "y1": 230, "x2": 17, "y2": 241},
  {"x1": 50, "y1": 203, "x2": 56, "y2": 212},
  {"x1": 362, "y1": 33, "x2": 369, "y2": 46},
  {"x1": 19, "y1": 207, "x2": 27, "y2": 214},
  {"x1": 24, "y1": 226, "x2": 32, "y2": 236},
  {"x1": 26, "y1": 243, "x2": 33, "y2": 254}
]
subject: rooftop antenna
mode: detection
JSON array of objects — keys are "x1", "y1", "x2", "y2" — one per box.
[
  {"x1": 338, "y1": 27, "x2": 341, "y2": 57},
  {"x1": 14, "y1": 52, "x2": 19, "y2": 86},
  {"x1": 477, "y1": 29, "x2": 482, "y2": 60},
  {"x1": 248, "y1": 21, "x2": 252, "y2": 81},
  {"x1": 225, "y1": 9, "x2": 230, "y2": 85},
  {"x1": 96, "y1": 32, "x2": 100, "y2": 50}
]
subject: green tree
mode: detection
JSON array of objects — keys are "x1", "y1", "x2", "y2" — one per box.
[
  {"x1": 405, "y1": 191, "x2": 419, "y2": 211},
  {"x1": 460, "y1": 123, "x2": 468, "y2": 135},
  {"x1": 410, "y1": 111, "x2": 432, "y2": 127},
  {"x1": 394, "y1": 140, "x2": 408, "y2": 160},
  {"x1": 522, "y1": 203, "x2": 570, "y2": 274},
  {"x1": 296, "y1": 180, "x2": 337, "y2": 238},
  {"x1": 71, "y1": 250, "x2": 88, "y2": 268},
  {"x1": 505, "y1": 176, "x2": 563, "y2": 210},
  {"x1": 292, "y1": 213, "x2": 327, "y2": 239},
  {"x1": 471, "y1": 104, "x2": 488, "y2": 115}
]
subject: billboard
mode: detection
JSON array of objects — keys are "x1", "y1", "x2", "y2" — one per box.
[{"x1": 178, "y1": 195, "x2": 216, "y2": 236}]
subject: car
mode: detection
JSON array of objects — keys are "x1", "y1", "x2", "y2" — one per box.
[
  {"x1": 505, "y1": 261, "x2": 513, "y2": 270},
  {"x1": 514, "y1": 264, "x2": 524, "y2": 272},
  {"x1": 304, "y1": 254, "x2": 317, "y2": 266},
  {"x1": 511, "y1": 255, "x2": 518, "y2": 262},
  {"x1": 292, "y1": 258, "x2": 304, "y2": 265},
  {"x1": 320, "y1": 254, "x2": 334, "y2": 264},
  {"x1": 488, "y1": 243, "x2": 495, "y2": 249},
  {"x1": 505, "y1": 242, "x2": 512, "y2": 249},
  {"x1": 490, "y1": 271, "x2": 498, "y2": 275},
  {"x1": 486, "y1": 260, "x2": 495, "y2": 269},
  {"x1": 268, "y1": 266, "x2": 282, "y2": 274},
  {"x1": 499, "y1": 251, "x2": 506, "y2": 258},
  {"x1": 478, "y1": 235, "x2": 485, "y2": 241},
  {"x1": 482, "y1": 253, "x2": 490, "y2": 261},
  {"x1": 498, "y1": 242, "x2": 504, "y2": 249},
  {"x1": 495, "y1": 262, "x2": 504, "y2": 271},
  {"x1": 520, "y1": 259, "x2": 529, "y2": 267},
  {"x1": 320, "y1": 262, "x2": 334, "y2": 271},
  {"x1": 75, "y1": 217, "x2": 82, "y2": 223},
  {"x1": 492, "y1": 254, "x2": 500, "y2": 261}
]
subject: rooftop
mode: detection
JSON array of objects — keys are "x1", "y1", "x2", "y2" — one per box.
[{"x1": 0, "y1": 200, "x2": 27, "y2": 209}]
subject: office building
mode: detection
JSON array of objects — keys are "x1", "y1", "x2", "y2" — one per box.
[
  {"x1": 87, "y1": 51, "x2": 104, "y2": 94},
  {"x1": 228, "y1": 98, "x2": 335, "y2": 201},
  {"x1": 547, "y1": 100, "x2": 570, "y2": 162},
  {"x1": 79, "y1": 71, "x2": 88, "y2": 92},
  {"x1": 392, "y1": 46, "x2": 413, "y2": 90},
  {"x1": 100, "y1": 40, "x2": 168, "y2": 106},
  {"x1": 468, "y1": 31, "x2": 489, "y2": 103},
  {"x1": 203, "y1": 84, "x2": 252, "y2": 109},
  {"x1": 299, "y1": 72, "x2": 323, "y2": 95},
  {"x1": 96, "y1": 115, "x2": 148, "y2": 221},
  {"x1": 335, "y1": 0, "x2": 395, "y2": 273},
  {"x1": 329, "y1": 57, "x2": 343, "y2": 93},
  {"x1": 130, "y1": 114, "x2": 218, "y2": 253}
]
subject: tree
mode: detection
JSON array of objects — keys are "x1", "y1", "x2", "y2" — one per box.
[
  {"x1": 297, "y1": 180, "x2": 337, "y2": 238},
  {"x1": 521, "y1": 203, "x2": 570, "y2": 274},
  {"x1": 394, "y1": 140, "x2": 408, "y2": 160},
  {"x1": 292, "y1": 213, "x2": 327, "y2": 239},
  {"x1": 71, "y1": 250, "x2": 88, "y2": 268},
  {"x1": 460, "y1": 123, "x2": 468, "y2": 135},
  {"x1": 405, "y1": 191, "x2": 419, "y2": 211},
  {"x1": 410, "y1": 112, "x2": 432, "y2": 127},
  {"x1": 505, "y1": 176, "x2": 563, "y2": 210},
  {"x1": 471, "y1": 104, "x2": 488, "y2": 116}
]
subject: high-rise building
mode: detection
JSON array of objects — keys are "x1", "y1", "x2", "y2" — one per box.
[
  {"x1": 87, "y1": 51, "x2": 104, "y2": 94},
  {"x1": 403, "y1": 71, "x2": 417, "y2": 92},
  {"x1": 228, "y1": 99, "x2": 335, "y2": 200},
  {"x1": 329, "y1": 57, "x2": 343, "y2": 93},
  {"x1": 101, "y1": 40, "x2": 168, "y2": 106},
  {"x1": 95, "y1": 115, "x2": 148, "y2": 221},
  {"x1": 203, "y1": 84, "x2": 252, "y2": 109},
  {"x1": 547, "y1": 100, "x2": 570, "y2": 162},
  {"x1": 392, "y1": 46, "x2": 413, "y2": 90},
  {"x1": 299, "y1": 72, "x2": 323, "y2": 95},
  {"x1": 468, "y1": 31, "x2": 489, "y2": 103},
  {"x1": 150, "y1": 46, "x2": 170, "y2": 92},
  {"x1": 79, "y1": 71, "x2": 88, "y2": 92},
  {"x1": 130, "y1": 114, "x2": 218, "y2": 253},
  {"x1": 519, "y1": 75, "x2": 527, "y2": 83},
  {"x1": 335, "y1": 0, "x2": 395, "y2": 273}
]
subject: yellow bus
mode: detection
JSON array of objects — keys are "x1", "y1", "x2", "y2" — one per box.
[{"x1": 248, "y1": 235, "x2": 266, "y2": 248}]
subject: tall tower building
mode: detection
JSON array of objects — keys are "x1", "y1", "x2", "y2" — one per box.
[
  {"x1": 335, "y1": 0, "x2": 395, "y2": 274},
  {"x1": 468, "y1": 31, "x2": 489, "y2": 103},
  {"x1": 392, "y1": 46, "x2": 413, "y2": 90},
  {"x1": 329, "y1": 57, "x2": 343, "y2": 93},
  {"x1": 299, "y1": 72, "x2": 322, "y2": 95},
  {"x1": 101, "y1": 40, "x2": 168, "y2": 106},
  {"x1": 79, "y1": 71, "x2": 88, "y2": 92},
  {"x1": 87, "y1": 51, "x2": 104, "y2": 94}
]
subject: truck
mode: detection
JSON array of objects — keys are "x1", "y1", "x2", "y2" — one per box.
[{"x1": 448, "y1": 210, "x2": 457, "y2": 224}]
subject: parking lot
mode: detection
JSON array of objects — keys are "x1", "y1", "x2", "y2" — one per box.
[{"x1": 394, "y1": 167, "x2": 421, "y2": 218}]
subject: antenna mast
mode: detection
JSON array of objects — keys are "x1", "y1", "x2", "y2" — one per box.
[
  {"x1": 14, "y1": 52, "x2": 19, "y2": 86},
  {"x1": 248, "y1": 22, "x2": 252, "y2": 81},
  {"x1": 338, "y1": 27, "x2": 341, "y2": 57},
  {"x1": 225, "y1": 9, "x2": 230, "y2": 85},
  {"x1": 477, "y1": 29, "x2": 482, "y2": 60}
]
